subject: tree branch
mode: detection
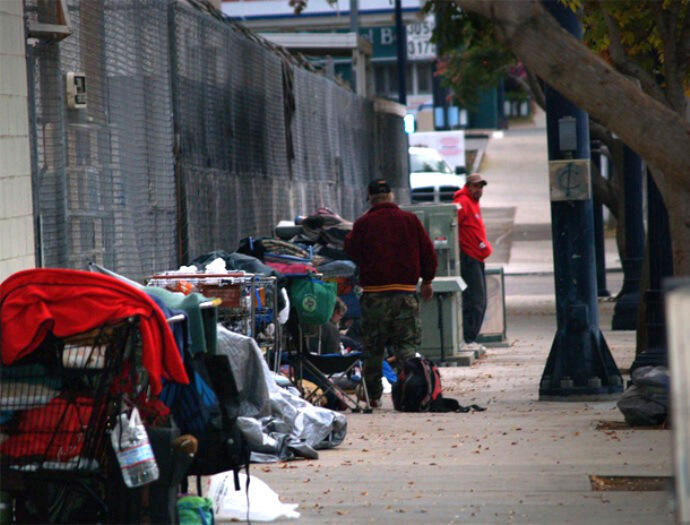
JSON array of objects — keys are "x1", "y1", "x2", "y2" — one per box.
[
  {"x1": 591, "y1": 155, "x2": 617, "y2": 216},
  {"x1": 600, "y1": 4, "x2": 669, "y2": 106},
  {"x1": 524, "y1": 67, "x2": 545, "y2": 110},
  {"x1": 655, "y1": 5, "x2": 685, "y2": 113},
  {"x1": 454, "y1": 0, "x2": 690, "y2": 193},
  {"x1": 678, "y1": 12, "x2": 690, "y2": 72},
  {"x1": 589, "y1": 121, "x2": 614, "y2": 153}
]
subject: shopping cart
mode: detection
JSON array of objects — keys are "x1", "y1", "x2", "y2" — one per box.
[{"x1": 0, "y1": 317, "x2": 139, "y2": 522}]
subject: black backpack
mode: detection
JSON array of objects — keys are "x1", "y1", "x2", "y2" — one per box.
[
  {"x1": 392, "y1": 356, "x2": 486, "y2": 413},
  {"x1": 187, "y1": 354, "x2": 249, "y2": 484}
]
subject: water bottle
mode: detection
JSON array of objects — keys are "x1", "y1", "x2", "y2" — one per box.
[{"x1": 111, "y1": 408, "x2": 159, "y2": 488}]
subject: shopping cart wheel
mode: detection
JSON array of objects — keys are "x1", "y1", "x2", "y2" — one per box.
[
  {"x1": 351, "y1": 407, "x2": 361, "y2": 413},
  {"x1": 363, "y1": 407, "x2": 373, "y2": 414}
]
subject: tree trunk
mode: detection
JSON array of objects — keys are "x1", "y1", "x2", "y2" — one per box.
[
  {"x1": 663, "y1": 178, "x2": 690, "y2": 275},
  {"x1": 456, "y1": 0, "x2": 690, "y2": 194}
]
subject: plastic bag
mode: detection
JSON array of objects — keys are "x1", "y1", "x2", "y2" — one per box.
[
  {"x1": 277, "y1": 288, "x2": 290, "y2": 325},
  {"x1": 208, "y1": 471, "x2": 300, "y2": 522},
  {"x1": 178, "y1": 495, "x2": 214, "y2": 525},
  {"x1": 110, "y1": 408, "x2": 159, "y2": 488}
]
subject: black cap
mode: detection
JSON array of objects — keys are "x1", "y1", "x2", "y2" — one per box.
[{"x1": 368, "y1": 179, "x2": 391, "y2": 196}]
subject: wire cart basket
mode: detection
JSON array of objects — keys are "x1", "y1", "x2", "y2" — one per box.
[
  {"x1": 0, "y1": 317, "x2": 140, "y2": 521},
  {"x1": 148, "y1": 272, "x2": 281, "y2": 357}
]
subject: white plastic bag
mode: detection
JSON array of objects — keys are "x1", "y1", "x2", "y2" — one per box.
[
  {"x1": 277, "y1": 288, "x2": 290, "y2": 325},
  {"x1": 208, "y1": 471, "x2": 300, "y2": 522},
  {"x1": 205, "y1": 257, "x2": 227, "y2": 273}
]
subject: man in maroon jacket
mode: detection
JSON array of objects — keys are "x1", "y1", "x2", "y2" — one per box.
[
  {"x1": 452, "y1": 173, "x2": 492, "y2": 351},
  {"x1": 344, "y1": 179, "x2": 437, "y2": 407}
]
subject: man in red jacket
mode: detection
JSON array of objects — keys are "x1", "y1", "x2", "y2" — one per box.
[
  {"x1": 453, "y1": 173, "x2": 492, "y2": 350},
  {"x1": 344, "y1": 179, "x2": 437, "y2": 407}
]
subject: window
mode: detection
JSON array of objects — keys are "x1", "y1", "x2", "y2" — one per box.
[
  {"x1": 372, "y1": 62, "x2": 433, "y2": 98},
  {"x1": 409, "y1": 148, "x2": 453, "y2": 174},
  {"x1": 417, "y1": 62, "x2": 431, "y2": 94}
]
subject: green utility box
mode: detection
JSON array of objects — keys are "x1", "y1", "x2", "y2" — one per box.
[
  {"x1": 401, "y1": 203, "x2": 460, "y2": 277},
  {"x1": 401, "y1": 204, "x2": 469, "y2": 363}
]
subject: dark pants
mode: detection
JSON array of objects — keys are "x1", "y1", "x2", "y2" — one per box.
[
  {"x1": 361, "y1": 292, "x2": 420, "y2": 400},
  {"x1": 461, "y1": 251, "x2": 486, "y2": 343}
]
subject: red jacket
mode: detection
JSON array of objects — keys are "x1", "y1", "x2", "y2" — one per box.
[
  {"x1": 0, "y1": 269, "x2": 188, "y2": 394},
  {"x1": 344, "y1": 202, "x2": 437, "y2": 292},
  {"x1": 453, "y1": 187, "x2": 492, "y2": 262}
]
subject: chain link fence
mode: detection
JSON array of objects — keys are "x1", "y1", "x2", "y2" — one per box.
[{"x1": 26, "y1": 0, "x2": 407, "y2": 280}]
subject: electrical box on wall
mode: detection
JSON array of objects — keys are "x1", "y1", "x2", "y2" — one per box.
[{"x1": 65, "y1": 72, "x2": 86, "y2": 109}]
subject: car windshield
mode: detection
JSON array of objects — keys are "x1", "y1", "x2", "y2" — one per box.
[{"x1": 409, "y1": 149, "x2": 453, "y2": 174}]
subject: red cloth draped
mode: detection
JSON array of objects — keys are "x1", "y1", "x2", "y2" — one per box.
[{"x1": 0, "y1": 269, "x2": 188, "y2": 394}]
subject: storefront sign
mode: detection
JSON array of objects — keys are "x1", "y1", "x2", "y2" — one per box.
[{"x1": 359, "y1": 15, "x2": 436, "y2": 61}]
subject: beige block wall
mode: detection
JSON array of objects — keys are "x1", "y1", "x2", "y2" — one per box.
[{"x1": 0, "y1": 0, "x2": 35, "y2": 281}]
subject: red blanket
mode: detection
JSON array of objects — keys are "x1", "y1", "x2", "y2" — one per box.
[
  {"x1": 0, "y1": 269, "x2": 188, "y2": 394},
  {"x1": 0, "y1": 397, "x2": 94, "y2": 460}
]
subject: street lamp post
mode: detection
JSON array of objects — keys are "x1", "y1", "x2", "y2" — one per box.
[
  {"x1": 631, "y1": 169, "x2": 673, "y2": 369},
  {"x1": 539, "y1": 0, "x2": 623, "y2": 400},
  {"x1": 394, "y1": 0, "x2": 407, "y2": 106},
  {"x1": 611, "y1": 146, "x2": 644, "y2": 330},
  {"x1": 591, "y1": 141, "x2": 610, "y2": 297}
]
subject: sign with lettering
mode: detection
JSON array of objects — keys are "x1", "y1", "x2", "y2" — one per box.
[
  {"x1": 358, "y1": 15, "x2": 436, "y2": 61},
  {"x1": 549, "y1": 159, "x2": 591, "y2": 201}
]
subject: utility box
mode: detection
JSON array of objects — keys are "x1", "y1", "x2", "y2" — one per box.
[
  {"x1": 401, "y1": 203, "x2": 460, "y2": 277},
  {"x1": 401, "y1": 203, "x2": 469, "y2": 364},
  {"x1": 418, "y1": 276, "x2": 466, "y2": 363}
]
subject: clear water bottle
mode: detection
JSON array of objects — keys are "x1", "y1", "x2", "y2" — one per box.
[{"x1": 111, "y1": 408, "x2": 159, "y2": 488}]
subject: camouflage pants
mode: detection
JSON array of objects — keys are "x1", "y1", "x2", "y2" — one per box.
[{"x1": 361, "y1": 292, "x2": 421, "y2": 400}]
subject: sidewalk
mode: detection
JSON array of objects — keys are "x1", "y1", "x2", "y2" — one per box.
[
  {"x1": 258, "y1": 303, "x2": 671, "y2": 524},
  {"x1": 480, "y1": 111, "x2": 621, "y2": 276},
  {"x1": 253, "y1": 120, "x2": 672, "y2": 524}
]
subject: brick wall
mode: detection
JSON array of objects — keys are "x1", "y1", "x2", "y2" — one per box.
[{"x1": 0, "y1": 0, "x2": 35, "y2": 281}]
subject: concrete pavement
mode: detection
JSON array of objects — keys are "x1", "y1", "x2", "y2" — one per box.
[
  {"x1": 244, "y1": 119, "x2": 672, "y2": 524},
  {"x1": 257, "y1": 305, "x2": 671, "y2": 524}
]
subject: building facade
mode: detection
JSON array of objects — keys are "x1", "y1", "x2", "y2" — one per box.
[{"x1": 0, "y1": 1, "x2": 35, "y2": 281}]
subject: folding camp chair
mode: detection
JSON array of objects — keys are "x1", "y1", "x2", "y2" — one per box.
[
  {"x1": 286, "y1": 323, "x2": 370, "y2": 413},
  {"x1": 295, "y1": 351, "x2": 372, "y2": 413}
]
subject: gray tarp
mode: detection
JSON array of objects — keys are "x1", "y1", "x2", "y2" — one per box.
[{"x1": 216, "y1": 326, "x2": 347, "y2": 462}]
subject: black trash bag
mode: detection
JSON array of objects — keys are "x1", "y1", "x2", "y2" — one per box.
[{"x1": 617, "y1": 366, "x2": 669, "y2": 426}]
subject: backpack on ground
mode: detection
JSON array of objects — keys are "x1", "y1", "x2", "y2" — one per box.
[{"x1": 392, "y1": 356, "x2": 485, "y2": 413}]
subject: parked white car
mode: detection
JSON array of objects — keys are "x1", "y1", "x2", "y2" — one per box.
[{"x1": 409, "y1": 146, "x2": 467, "y2": 203}]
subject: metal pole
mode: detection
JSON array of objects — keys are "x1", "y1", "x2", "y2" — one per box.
[
  {"x1": 611, "y1": 146, "x2": 644, "y2": 330},
  {"x1": 631, "y1": 168, "x2": 673, "y2": 369},
  {"x1": 539, "y1": 0, "x2": 622, "y2": 400},
  {"x1": 349, "y1": 0, "x2": 358, "y2": 32},
  {"x1": 591, "y1": 141, "x2": 609, "y2": 297},
  {"x1": 349, "y1": 0, "x2": 359, "y2": 91},
  {"x1": 394, "y1": 0, "x2": 407, "y2": 105}
]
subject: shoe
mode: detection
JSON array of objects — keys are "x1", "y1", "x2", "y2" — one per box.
[{"x1": 460, "y1": 341, "x2": 487, "y2": 352}]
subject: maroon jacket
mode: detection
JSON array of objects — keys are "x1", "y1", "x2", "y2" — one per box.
[{"x1": 344, "y1": 202, "x2": 437, "y2": 292}]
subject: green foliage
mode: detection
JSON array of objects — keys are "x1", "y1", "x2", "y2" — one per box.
[
  {"x1": 582, "y1": 1, "x2": 689, "y2": 92},
  {"x1": 423, "y1": 1, "x2": 516, "y2": 107}
]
